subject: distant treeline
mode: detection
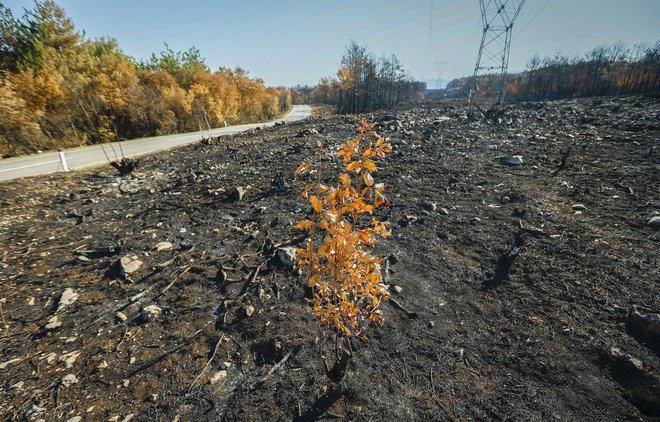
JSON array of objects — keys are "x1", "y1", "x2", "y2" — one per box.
[
  {"x1": 0, "y1": 1, "x2": 292, "y2": 157},
  {"x1": 301, "y1": 42, "x2": 425, "y2": 114},
  {"x1": 447, "y1": 40, "x2": 660, "y2": 101}
]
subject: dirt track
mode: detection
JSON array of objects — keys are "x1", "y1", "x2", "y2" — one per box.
[{"x1": 1, "y1": 97, "x2": 659, "y2": 421}]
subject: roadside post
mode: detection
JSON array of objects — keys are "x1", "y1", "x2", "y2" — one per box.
[{"x1": 58, "y1": 149, "x2": 70, "y2": 172}]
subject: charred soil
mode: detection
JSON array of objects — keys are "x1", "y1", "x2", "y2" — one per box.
[{"x1": 1, "y1": 96, "x2": 659, "y2": 421}]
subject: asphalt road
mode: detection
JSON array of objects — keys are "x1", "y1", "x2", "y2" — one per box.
[{"x1": 0, "y1": 105, "x2": 311, "y2": 182}]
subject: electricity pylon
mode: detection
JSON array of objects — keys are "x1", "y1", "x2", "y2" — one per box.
[
  {"x1": 434, "y1": 61, "x2": 450, "y2": 89},
  {"x1": 468, "y1": 0, "x2": 525, "y2": 114}
]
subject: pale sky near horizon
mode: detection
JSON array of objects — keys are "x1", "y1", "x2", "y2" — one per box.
[{"x1": 3, "y1": 0, "x2": 659, "y2": 87}]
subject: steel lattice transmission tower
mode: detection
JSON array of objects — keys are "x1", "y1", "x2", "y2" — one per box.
[{"x1": 468, "y1": 0, "x2": 525, "y2": 113}]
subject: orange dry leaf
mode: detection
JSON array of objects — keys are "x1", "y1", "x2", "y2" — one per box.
[{"x1": 309, "y1": 195, "x2": 324, "y2": 213}]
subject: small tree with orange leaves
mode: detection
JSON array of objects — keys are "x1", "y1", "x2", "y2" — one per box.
[{"x1": 295, "y1": 118, "x2": 392, "y2": 381}]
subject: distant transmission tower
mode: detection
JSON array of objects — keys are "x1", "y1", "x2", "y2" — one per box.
[
  {"x1": 468, "y1": 0, "x2": 525, "y2": 113},
  {"x1": 434, "y1": 61, "x2": 450, "y2": 89}
]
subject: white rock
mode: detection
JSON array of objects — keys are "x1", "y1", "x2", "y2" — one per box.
[
  {"x1": 210, "y1": 370, "x2": 228, "y2": 384},
  {"x1": 116, "y1": 312, "x2": 128, "y2": 322},
  {"x1": 505, "y1": 155, "x2": 524, "y2": 166},
  {"x1": 142, "y1": 305, "x2": 162, "y2": 321},
  {"x1": 57, "y1": 288, "x2": 78, "y2": 313},
  {"x1": 96, "y1": 360, "x2": 109, "y2": 370},
  {"x1": 122, "y1": 414, "x2": 135, "y2": 422},
  {"x1": 61, "y1": 374, "x2": 78, "y2": 388},
  {"x1": 59, "y1": 351, "x2": 80, "y2": 368},
  {"x1": 11, "y1": 381, "x2": 24, "y2": 389},
  {"x1": 572, "y1": 204, "x2": 587, "y2": 211},
  {"x1": 220, "y1": 361, "x2": 232, "y2": 370},
  {"x1": 244, "y1": 305, "x2": 255, "y2": 317},
  {"x1": 156, "y1": 241, "x2": 173, "y2": 251},
  {"x1": 44, "y1": 315, "x2": 62, "y2": 330},
  {"x1": 67, "y1": 417, "x2": 82, "y2": 422},
  {"x1": 119, "y1": 255, "x2": 142, "y2": 275},
  {"x1": 0, "y1": 357, "x2": 21, "y2": 369},
  {"x1": 27, "y1": 297, "x2": 35, "y2": 306},
  {"x1": 276, "y1": 247, "x2": 297, "y2": 267},
  {"x1": 40, "y1": 352, "x2": 58, "y2": 365},
  {"x1": 648, "y1": 215, "x2": 660, "y2": 228}
]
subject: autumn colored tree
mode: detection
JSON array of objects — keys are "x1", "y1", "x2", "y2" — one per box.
[
  {"x1": 295, "y1": 118, "x2": 392, "y2": 381},
  {"x1": 310, "y1": 42, "x2": 425, "y2": 114},
  {"x1": 0, "y1": 1, "x2": 292, "y2": 157}
]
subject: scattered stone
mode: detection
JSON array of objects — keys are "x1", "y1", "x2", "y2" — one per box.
[
  {"x1": 432, "y1": 116, "x2": 451, "y2": 125},
  {"x1": 276, "y1": 247, "x2": 297, "y2": 267},
  {"x1": 27, "y1": 404, "x2": 46, "y2": 418},
  {"x1": 0, "y1": 357, "x2": 21, "y2": 369},
  {"x1": 500, "y1": 196, "x2": 511, "y2": 205},
  {"x1": 439, "y1": 207, "x2": 450, "y2": 215},
  {"x1": 245, "y1": 305, "x2": 255, "y2": 317},
  {"x1": 505, "y1": 155, "x2": 524, "y2": 166},
  {"x1": 220, "y1": 361, "x2": 232, "y2": 370},
  {"x1": 56, "y1": 288, "x2": 78, "y2": 313},
  {"x1": 141, "y1": 305, "x2": 162, "y2": 322},
  {"x1": 40, "y1": 352, "x2": 58, "y2": 365},
  {"x1": 392, "y1": 285, "x2": 403, "y2": 294},
  {"x1": 122, "y1": 379, "x2": 130, "y2": 388},
  {"x1": 59, "y1": 351, "x2": 81, "y2": 368},
  {"x1": 27, "y1": 297, "x2": 35, "y2": 306},
  {"x1": 61, "y1": 374, "x2": 78, "y2": 388},
  {"x1": 11, "y1": 381, "x2": 24, "y2": 389},
  {"x1": 147, "y1": 393, "x2": 159, "y2": 402},
  {"x1": 629, "y1": 307, "x2": 660, "y2": 336},
  {"x1": 648, "y1": 215, "x2": 660, "y2": 228},
  {"x1": 572, "y1": 204, "x2": 587, "y2": 211},
  {"x1": 296, "y1": 128, "x2": 318, "y2": 137},
  {"x1": 422, "y1": 202, "x2": 437, "y2": 212},
  {"x1": 96, "y1": 360, "x2": 109, "y2": 370},
  {"x1": 119, "y1": 255, "x2": 142, "y2": 276},
  {"x1": 67, "y1": 417, "x2": 82, "y2": 422},
  {"x1": 227, "y1": 186, "x2": 247, "y2": 202},
  {"x1": 609, "y1": 347, "x2": 644, "y2": 371},
  {"x1": 156, "y1": 241, "x2": 173, "y2": 251},
  {"x1": 470, "y1": 217, "x2": 482, "y2": 224},
  {"x1": 122, "y1": 414, "x2": 135, "y2": 422},
  {"x1": 210, "y1": 370, "x2": 228, "y2": 383},
  {"x1": 76, "y1": 255, "x2": 91, "y2": 264},
  {"x1": 44, "y1": 315, "x2": 62, "y2": 330},
  {"x1": 116, "y1": 312, "x2": 128, "y2": 322}
]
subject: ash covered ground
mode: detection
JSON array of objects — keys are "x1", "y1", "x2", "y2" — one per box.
[{"x1": 1, "y1": 96, "x2": 659, "y2": 421}]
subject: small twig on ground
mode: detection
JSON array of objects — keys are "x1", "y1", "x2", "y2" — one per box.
[
  {"x1": 552, "y1": 146, "x2": 571, "y2": 176},
  {"x1": 126, "y1": 320, "x2": 212, "y2": 378},
  {"x1": 114, "y1": 326, "x2": 129, "y2": 352},
  {"x1": 161, "y1": 264, "x2": 194, "y2": 295},
  {"x1": 0, "y1": 299, "x2": 9, "y2": 338},
  {"x1": 226, "y1": 334, "x2": 243, "y2": 349},
  {"x1": 388, "y1": 297, "x2": 418, "y2": 319},
  {"x1": 251, "y1": 344, "x2": 303, "y2": 389},
  {"x1": 188, "y1": 335, "x2": 225, "y2": 391}
]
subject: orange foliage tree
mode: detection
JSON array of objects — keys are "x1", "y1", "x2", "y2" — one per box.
[
  {"x1": 0, "y1": 1, "x2": 292, "y2": 157},
  {"x1": 294, "y1": 118, "x2": 392, "y2": 380}
]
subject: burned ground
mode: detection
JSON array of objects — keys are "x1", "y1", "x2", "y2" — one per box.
[{"x1": 0, "y1": 97, "x2": 659, "y2": 421}]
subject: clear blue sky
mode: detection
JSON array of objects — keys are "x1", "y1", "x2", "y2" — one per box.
[{"x1": 3, "y1": 0, "x2": 659, "y2": 87}]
